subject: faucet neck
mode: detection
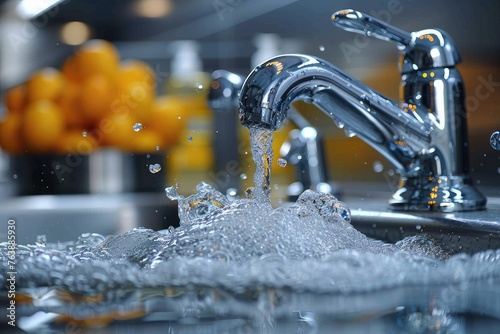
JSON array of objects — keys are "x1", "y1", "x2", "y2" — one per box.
[
  {"x1": 239, "y1": 54, "x2": 431, "y2": 172},
  {"x1": 239, "y1": 53, "x2": 486, "y2": 212}
]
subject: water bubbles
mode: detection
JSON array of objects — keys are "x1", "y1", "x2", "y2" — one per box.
[
  {"x1": 372, "y1": 161, "x2": 384, "y2": 173},
  {"x1": 490, "y1": 131, "x2": 500, "y2": 150},
  {"x1": 35, "y1": 235, "x2": 47, "y2": 247},
  {"x1": 149, "y1": 163, "x2": 161, "y2": 174},
  {"x1": 82, "y1": 131, "x2": 87, "y2": 137},
  {"x1": 133, "y1": 123, "x2": 143, "y2": 132},
  {"x1": 240, "y1": 173, "x2": 248, "y2": 180},
  {"x1": 319, "y1": 45, "x2": 325, "y2": 51},
  {"x1": 277, "y1": 158, "x2": 288, "y2": 167},
  {"x1": 188, "y1": 136, "x2": 193, "y2": 142}
]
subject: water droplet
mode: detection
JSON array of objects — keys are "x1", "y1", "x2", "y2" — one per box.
[
  {"x1": 372, "y1": 161, "x2": 384, "y2": 173},
  {"x1": 344, "y1": 127, "x2": 356, "y2": 137},
  {"x1": 319, "y1": 45, "x2": 325, "y2": 51},
  {"x1": 226, "y1": 188, "x2": 238, "y2": 200},
  {"x1": 133, "y1": 123, "x2": 143, "y2": 132},
  {"x1": 178, "y1": 116, "x2": 182, "y2": 120},
  {"x1": 416, "y1": 225, "x2": 421, "y2": 230},
  {"x1": 188, "y1": 136, "x2": 193, "y2": 142},
  {"x1": 155, "y1": 146, "x2": 160, "y2": 151},
  {"x1": 240, "y1": 173, "x2": 248, "y2": 180},
  {"x1": 82, "y1": 131, "x2": 87, "y2": 137},
  {"x1": 277, "y1": 158, "x2": 288, "y2": 167},
  {"x1": 149, "y1": 163, "x2": 161, "y2": 174},
  {"x1": 490, "y1": 131, "x2": 500, "y2": 150},
  {"x1": 273, "y1": 184, "x2": 279, "y2": 190},
  {"x1": 12, "y1": 174, "x2": 18, "y2": 179}
]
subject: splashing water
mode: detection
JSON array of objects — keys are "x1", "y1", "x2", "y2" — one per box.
[
  {"x1": 3, "y1": 183, "x2": 500, "y2": 332},
  {"x1": 2, "y1": 124, "x2": 500, "y2": 332}
]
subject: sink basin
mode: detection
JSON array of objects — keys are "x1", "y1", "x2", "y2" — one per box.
[
  {"x1": 347, "y1": 197, "x2": 500, "y2": 254},
  {"x1": 0, "y1": 192, "x2": 178, "y2": 243},
  {"x1": 1, "y1": 184, "x2": 499, "y2": 333}
]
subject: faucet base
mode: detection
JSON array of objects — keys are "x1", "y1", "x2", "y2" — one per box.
[{"x1": 388, "y1": 176, "x2": 487, "y2": 212}]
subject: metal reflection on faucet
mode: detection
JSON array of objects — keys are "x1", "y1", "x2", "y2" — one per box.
[{"x1": 238, "y1": 9, "x2": 486, "y2": 212}]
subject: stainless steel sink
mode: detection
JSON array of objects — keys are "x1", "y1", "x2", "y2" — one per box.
[
  {"x1": 0, "y1": 192, "x2": 178, "y2": 244},
  {"x1": 347, "y1": 197, "x2": 500, "y2": 254}
]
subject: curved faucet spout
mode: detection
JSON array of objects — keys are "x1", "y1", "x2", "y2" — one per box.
[
  {"x1": 239, "y1": 53, "x2": 486, "y2": 212},
  {"x1": 239, "y1": 54, "x2": 431, "y2": 172}
]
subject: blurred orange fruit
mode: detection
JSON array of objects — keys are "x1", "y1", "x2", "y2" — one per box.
[
  {"x1": 119, "y1": 81, "x2": 155, "y2": 123},
  {"x1": 128, "y1": 129, "x2": 162, "y2": 153},
  {"x1": 22, "y1": 100, "x2": 65, "y2": 153},
  {"x1": 58, "y1": 82, "x2": 89, "y2": 128},
  {"x1": 101, "y1": 112, "x2": 136, "y2": 148},
  {"x1": 147, "y1": 96, "x2": 187, "y2": 147},
  {"x1": 61, "y1": 55, "x2": 82, "y2": 83},
  {"x1": 118, "y1": 60, "x2": 156, "y2": 92},
  {"x1": 0, "y1": 113, "x2": 24, "y2": 154},
  {"x1": 79, "y1": 75, "x2": 116, "y2": 123},
  {"x1": 55, "y1": 129, "x2": 98, "y2": 154},
  {"x1": 26, "y1": 68, "x2": 64, "y2": 102},
  {"x1": 4, "y1": 85, "x2": 27, "y2": 113},
  {"x1": 75, "y1": 40, "x2": 120, "y2": 83}
]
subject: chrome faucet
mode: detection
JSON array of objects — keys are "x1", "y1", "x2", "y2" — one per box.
[
  {"x1": 279, "y1": 108, "x2": 340, "y2": 200},
  {"x1": 209, "y1": 70, "x2": 339, "y2": 200},
  {"x1": 238, "y1": 9, "x2": 486, "y2": 212}
]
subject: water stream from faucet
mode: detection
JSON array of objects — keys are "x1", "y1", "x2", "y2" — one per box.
[{"x1": 248, "y1": 127, "x2": 274, "y2": 203}]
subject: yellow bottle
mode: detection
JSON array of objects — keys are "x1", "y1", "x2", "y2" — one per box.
[{"x1": 165, "y1": 41, "x2": 213, "y2": 195}]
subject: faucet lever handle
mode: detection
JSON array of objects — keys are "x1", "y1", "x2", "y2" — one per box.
[{"x1": 332, "y1": 9, "x2": 412, "y2": 46}]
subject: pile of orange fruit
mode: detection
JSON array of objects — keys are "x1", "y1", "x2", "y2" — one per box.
[{"x1": 0, "y1": 40, "x2": 188, "y2": 155}]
